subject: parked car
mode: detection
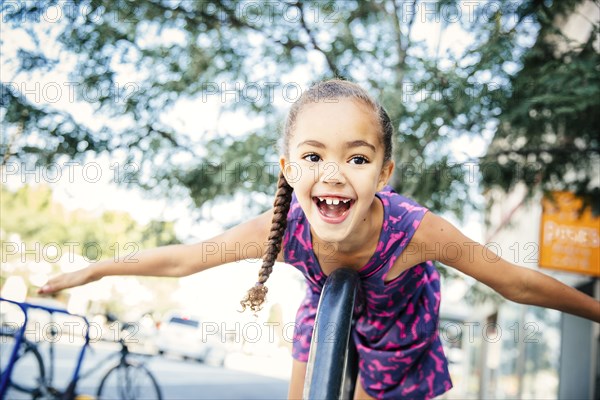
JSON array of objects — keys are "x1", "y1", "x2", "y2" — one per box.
[{"x1": 155, "y1": 312, "x2": 226, "y2": 366}]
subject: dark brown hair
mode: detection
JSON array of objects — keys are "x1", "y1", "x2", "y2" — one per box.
[{"x1": 240, "y1": 79, "x2": 394, "y2": 312}]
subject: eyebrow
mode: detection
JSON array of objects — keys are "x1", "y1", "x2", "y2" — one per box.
[
  {"x1": 297, "y1": 139, "x2": 376, "y2": 152},
  {"x1": 297, "y1": 140, "x2": 325, "y2": 149},
  {"x1": 346, "y1": 140, "x2": 376, "y2": 153}
]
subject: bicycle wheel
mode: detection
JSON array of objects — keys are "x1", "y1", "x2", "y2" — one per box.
[
  {"x1": 96, "y1": 361, "x2": 162, "y2": 400},
  {"x1": 0, "y1": 337, "x2": 45, "y2": 398}
]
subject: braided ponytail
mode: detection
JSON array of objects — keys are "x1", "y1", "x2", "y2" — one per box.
[{"x1": 240, "y1": 170, "x2": 293, "y2": 312}]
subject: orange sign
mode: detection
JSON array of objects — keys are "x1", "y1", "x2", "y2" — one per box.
[{"x1": 539, "y1": 192, "x2": 600, "y2": 276}]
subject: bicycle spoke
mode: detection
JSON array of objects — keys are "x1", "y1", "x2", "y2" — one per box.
[{"x1": 97, "y1": 362, "x2": 161, "y2": 400}]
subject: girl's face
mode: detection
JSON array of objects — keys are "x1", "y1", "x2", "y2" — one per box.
[{"x1": 281, "y1": 99, "x2": 394, "y2": 243}]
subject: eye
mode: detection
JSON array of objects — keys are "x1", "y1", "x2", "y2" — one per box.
[
  {"x1": 303, "y1": 153, "x2": 321, "y2": 163},
  {"x1": 349, "y1": 155, "x2": 369, "y2": 165}
]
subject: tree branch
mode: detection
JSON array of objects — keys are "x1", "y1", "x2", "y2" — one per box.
[
  {"x1": 391, "y1": 0, "x2": 404, "y2": 70},
  {"x1": 394, "y1": 0, "x2": 417, "y2": 71},
  {"x1": 1, "y1": 120, "x2": 23, "y2": 167},
  {"x1": 297, "y1": 3, "x2": 340, "y2": 77}
]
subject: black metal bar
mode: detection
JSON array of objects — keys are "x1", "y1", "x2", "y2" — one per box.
[
  {"x1": 342, "y1": 338, "x2": 358, "y2": 399},
  {"x1": 304, "y1": 268, "x2": 359, "y2": 399}
]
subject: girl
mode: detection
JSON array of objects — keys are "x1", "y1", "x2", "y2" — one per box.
[{"x1": 40, "y1": 80, "x2": 600, "y2": 399}]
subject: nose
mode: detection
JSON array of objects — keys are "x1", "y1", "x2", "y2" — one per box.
[{"x1": 320, "y1": 162, "x2": 346, "y2": 185}]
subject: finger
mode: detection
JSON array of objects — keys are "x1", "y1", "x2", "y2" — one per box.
[
  {"x1": 38, "y1": 277, "x2": 62, "y2": 294},
  {"x1": 38, "y1": 283, "x2": 55, "y2": 294}
]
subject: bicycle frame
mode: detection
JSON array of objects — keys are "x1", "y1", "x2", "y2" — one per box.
[
  {"x1": 75, "y1": 339, "x2": 130, "y2": 382},
  {"x1": 0, "y1": 297, "x2": 90, "y2": 400},
  {"x1": 303, "y1": 268, "x2": 359, "y2": 400}
]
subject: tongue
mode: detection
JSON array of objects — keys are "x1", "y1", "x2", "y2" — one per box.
[{"x1": 319, "y1": 202, "x2": 350, "y2": 218}]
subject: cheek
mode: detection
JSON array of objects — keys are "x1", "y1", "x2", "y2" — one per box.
[
  {"x1": 296, "y1": 164, "x2": 320, "y2": 184},
  {"x1": 356, "y1": 167, "x2": 384, "y2": 184},
  {"x1": 284, "y1": 162, "x2": 309, "y2": 186},
  {"x1": 357, "y1": 170, "x2": 386, "y2": 196},
  {"x1": 286, "y1": 168, "x2": 314, "y2": 198}
]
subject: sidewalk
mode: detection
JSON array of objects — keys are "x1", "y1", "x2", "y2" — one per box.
[{"x1": 224, "y1": 347, "x2": 293, "y2": 380}]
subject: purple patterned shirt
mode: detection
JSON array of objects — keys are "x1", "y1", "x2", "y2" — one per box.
[{"x1": 283, "y1": 186, "x2": 452, "y2": 399}]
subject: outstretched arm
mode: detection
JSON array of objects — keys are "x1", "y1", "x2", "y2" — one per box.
[
  {"x1": 39, "y1": 209, "x2": 274, "y2": 294},
  {"x1": 413, "y1": 212, "x2": 600, "y2": 323}
]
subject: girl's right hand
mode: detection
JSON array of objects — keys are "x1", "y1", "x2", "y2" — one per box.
[{"x1": 38, "y1": 268, "x2": 94, "y2": 295}]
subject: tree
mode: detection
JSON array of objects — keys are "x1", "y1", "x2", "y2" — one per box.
[
  {"x1": 481, "y1": 1, "x2": 599, "y2": 214},
  {"x1": 0, "y1": 184, "x2": 181, "y2": 305},
  {"x1": 2, "y1": 0, "x2": 597, "y2": 216}
]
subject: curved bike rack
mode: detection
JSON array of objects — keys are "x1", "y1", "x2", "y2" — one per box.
[
  {"x1": 303, "y1": 268, "x2": 359, "y2": 400},
  {"x1": 0, "y1": 299, "x2": 28, "y2": 400},
  {"x1": 0, "y1": 298, "x2": 90, "y2": 400}
]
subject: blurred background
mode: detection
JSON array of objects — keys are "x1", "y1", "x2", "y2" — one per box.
[{"x1": 1, "y1": 0, "x2": 599, "y2": 398}]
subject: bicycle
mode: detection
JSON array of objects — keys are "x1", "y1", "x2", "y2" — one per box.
[{"x1": 0, "y1": 297, "x2": 162, "y2": 400}]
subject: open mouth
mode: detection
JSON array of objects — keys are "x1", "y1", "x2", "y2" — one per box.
[{"x1": 313, "y1": 196, "x2": 354, "y2": 223}]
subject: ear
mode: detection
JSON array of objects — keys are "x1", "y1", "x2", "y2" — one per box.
[
  {"x1": 279, "y1": 156, "x2": 296, "y2": 188},
  {"x1": 377, "y1": 160, "x2": 395, "y2": 191}
]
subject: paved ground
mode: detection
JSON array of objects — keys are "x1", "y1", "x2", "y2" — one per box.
[{"x1": 2, "y1": 339, "x2": 290, "y2": 399}]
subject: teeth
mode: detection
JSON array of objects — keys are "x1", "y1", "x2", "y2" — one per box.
[{"x1": 317, "y1": 197, "x2": 351, "y2": 205}]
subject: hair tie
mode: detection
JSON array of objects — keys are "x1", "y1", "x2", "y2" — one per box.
[{"x1": 255, "y1": 282, "x2": 264, "y2": 287}]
